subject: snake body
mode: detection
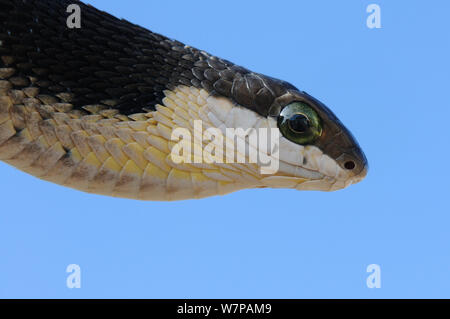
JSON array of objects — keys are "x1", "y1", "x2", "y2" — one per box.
[{"x1": 0, "y1": 0, "x2": 367, "y2": 201}]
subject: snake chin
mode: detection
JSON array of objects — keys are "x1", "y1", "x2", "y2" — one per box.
[{"x1": 273, "y1": 140, "x2": 367, "y2": 192}]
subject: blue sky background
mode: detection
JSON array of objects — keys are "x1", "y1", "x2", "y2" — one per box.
[{"x1": 1, "y1": 0, "x2": 449, "y2": 298}]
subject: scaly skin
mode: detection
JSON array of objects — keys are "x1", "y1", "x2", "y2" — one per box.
[{"x1": 0, "y1": 0, "x2": 367, "y2": 201}]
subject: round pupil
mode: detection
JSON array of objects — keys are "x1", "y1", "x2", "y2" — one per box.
[{"x1": 288, "y1": 113, "x2": 310, "y2": 133}]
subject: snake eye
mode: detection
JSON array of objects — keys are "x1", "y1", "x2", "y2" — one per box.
[
  {"x1": 288, "y1": 113, "x2": 310, "y2": 133},
  {"x1": 277, "y1": 102, "x2": 322, "y2": 145}
]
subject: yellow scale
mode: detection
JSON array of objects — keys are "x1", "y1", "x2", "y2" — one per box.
[{"x1": 0, "y1": 79, "x2": 280, "y2": 201}]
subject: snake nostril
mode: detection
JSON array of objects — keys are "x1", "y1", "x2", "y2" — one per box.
[{"x1": 344, "y1": 161, "x2": 356, "y2": 170}]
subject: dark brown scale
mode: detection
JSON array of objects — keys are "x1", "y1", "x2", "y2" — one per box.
[
  {"x1": 213, "y1": 79, "x2": 233, "y2": 97},
  {"x1": 232, "y1": 75, "x2": 253, "y2": 107}
]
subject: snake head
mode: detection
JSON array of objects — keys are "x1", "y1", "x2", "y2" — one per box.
[
  {"x1": 190, "y1": 66, "x2": 369, "y2": 194},
  {"x1": 267, "y1": 88, "x2": 368, "y2": 191}
]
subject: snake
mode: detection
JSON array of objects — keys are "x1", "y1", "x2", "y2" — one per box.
[{"x1": 0, "y1": 0, "x2": 368, "y2": 201}]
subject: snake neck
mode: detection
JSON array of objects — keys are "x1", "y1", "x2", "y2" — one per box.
[{"x1": 1, "y1": 82, "x2": 304, "y2": 200}]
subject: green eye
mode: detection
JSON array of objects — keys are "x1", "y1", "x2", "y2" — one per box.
[{"x1": 277, "y1": 102, "x2": 322, "y2": 145}]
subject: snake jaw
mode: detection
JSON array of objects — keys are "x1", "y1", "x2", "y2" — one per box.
[{"x1": 170, "y1": 91, "x2": 366, "y2": 194}]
